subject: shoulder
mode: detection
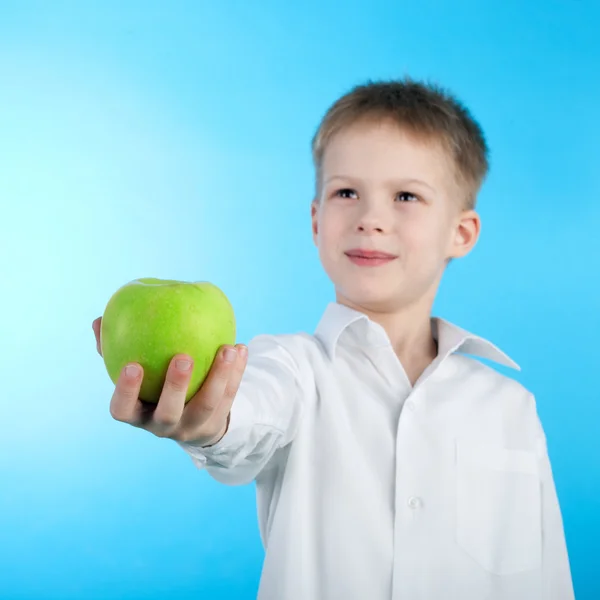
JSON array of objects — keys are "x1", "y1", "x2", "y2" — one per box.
[
  {"x1": 453, "y1": 353, "x2": 536, "y2": 409},
  {"x1": 449, "y1": 355, "x2": 547, "y2": 453},
  {"x1": 246, "y1": 330, "x2": 326, "y2": 378},
  {"x1": 248, "y1": 330, "x2": 324, "y2": 357}
]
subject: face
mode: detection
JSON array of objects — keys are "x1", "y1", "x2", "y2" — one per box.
[{"x1": 311, "y1": 119, "x2": 480, "y2": 315}]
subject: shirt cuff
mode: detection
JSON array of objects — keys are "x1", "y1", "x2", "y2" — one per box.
[{"x1": 176, "y1": 390, "x2": 254, "y2": 468}]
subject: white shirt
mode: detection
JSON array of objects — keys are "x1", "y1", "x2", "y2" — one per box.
[{"x1": 179, "y1": 302, "x2": 574, "y2": 600}]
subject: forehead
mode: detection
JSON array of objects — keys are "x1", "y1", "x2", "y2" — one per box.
[{"x1": 321, "y1": 119, "x2": 457, "y2": 190}]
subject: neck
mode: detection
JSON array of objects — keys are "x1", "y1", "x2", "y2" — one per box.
[{"x1": 336, "y1": 293, "x2": 439, "y2": 385}]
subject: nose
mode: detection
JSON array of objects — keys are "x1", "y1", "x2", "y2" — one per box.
[
  {"x1": 358, "y1": 221, "x2": 384, "y2": 233},
  {"x1": 356, "y1": 205, "x2": 386, "y2": 234}
]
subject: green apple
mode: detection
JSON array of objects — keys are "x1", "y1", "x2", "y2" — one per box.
[{"x1": 100, "y1": 278, "x2": 236, "y2": 403}]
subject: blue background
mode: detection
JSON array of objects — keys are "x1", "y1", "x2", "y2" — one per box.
[{"x1": 1, "y1": 1, "x2": 598, "y2": 598}]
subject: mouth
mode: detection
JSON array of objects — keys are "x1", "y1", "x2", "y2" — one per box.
[{"x1": 344, "y1": 248, "x2": 398, "y2": 267}]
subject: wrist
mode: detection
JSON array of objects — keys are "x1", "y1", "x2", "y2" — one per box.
[{"x1": 201, "y1": 413, "x2": 231, "y2": 448}]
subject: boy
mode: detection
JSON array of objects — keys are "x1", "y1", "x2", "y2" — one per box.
[{"x1": 93, "y1": 78, "x2": 575, "y2": 599}]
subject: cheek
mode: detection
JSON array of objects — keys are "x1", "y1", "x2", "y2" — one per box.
[
  {"x1": 316, "y1": 209, "x2": 344, "y2": 249},
  {"x1": 404, "y1": 214, "x2": 445, "y2": 244},
  {"x1": 397, "y1": 218, "x2": 429, "y2": 248}
]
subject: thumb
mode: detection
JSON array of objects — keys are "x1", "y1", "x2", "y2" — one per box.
[{"x1": 92, "y1": 317, "x2": 102, "y2": 356}]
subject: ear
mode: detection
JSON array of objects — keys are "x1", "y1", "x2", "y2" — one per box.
[
  {"x1": 448, "y1": 209, "x2": 481, "y2": 259},
  {"x1": 311, "y1": 200, "x2": 319, "y2": 246}
]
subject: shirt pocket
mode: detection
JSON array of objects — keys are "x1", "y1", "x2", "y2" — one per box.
[{"x1": 454, "y1": 438, "x2": 542, "y2": 575}]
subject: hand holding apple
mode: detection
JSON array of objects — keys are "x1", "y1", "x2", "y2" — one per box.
[
  {"x1": 99, "y1": 278, "x2": 237, "y2": 404},
  {"x1": 93, "y1": 278, "x2": 247, "y2": 446}
]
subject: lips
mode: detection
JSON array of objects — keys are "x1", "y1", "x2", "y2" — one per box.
[
  {"x1": 344, "y1": 248, "x2": 398, "y2": 267},
  {"x1": 345, "y1": 248, "x2": 397, "y2": 259}
]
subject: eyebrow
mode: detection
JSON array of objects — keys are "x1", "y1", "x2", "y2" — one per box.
[{"x1": 324, "y1": 175, "x2": 436, "y2": 193}]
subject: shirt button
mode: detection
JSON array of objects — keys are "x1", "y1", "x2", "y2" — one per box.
[
  {"x1": 407, "y1": 496, "x2": 423, "y2": 509},
  {"x1": 406, "y1": 400, "x2": 416, "y2": 411}
]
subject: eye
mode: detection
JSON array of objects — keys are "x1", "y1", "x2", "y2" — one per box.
[
  {"x1": 334, "y1": 188, "x2": 358, "y2": 199},
  {"x1": 396, "y1": 191, "x2": 418, "y2": 203}
]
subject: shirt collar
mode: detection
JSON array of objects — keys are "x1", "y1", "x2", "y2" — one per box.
[{"x1": 314, "y1": 302, "x2": 520, "y2": 371}]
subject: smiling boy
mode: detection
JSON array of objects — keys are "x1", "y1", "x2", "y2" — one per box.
[{"x1": 96, "y1": 77, "x2": 574, "y2": 600}]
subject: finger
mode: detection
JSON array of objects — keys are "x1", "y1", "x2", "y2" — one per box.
[
  {"x1": 92, "y1": 317, "x2": 102, "y2": 356},
  {"x1": 146, "y1": 354, "x2": 193, "y2": 437},
  {"x1": 180, "y1": 344, "x2": 247, "y2": 439},
  {"x1": 201, "y1": 343, "x2": 248, "y2": 443},
  {"x1": 219, "y1": 343, "x2": 248, "y2": 414},
  {"x1": 180, "y1": 346, "x2": 236, "y2": 430},
  {"x1": 109, "y1": 363, "x2": 147, "y2": 425}
]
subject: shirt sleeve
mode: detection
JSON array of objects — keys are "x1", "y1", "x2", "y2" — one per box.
[
  {"x1": 176, "y1": 333, "x2": 308, "y2": 486},
  {"x1": 533, "y1": 406, "x2": 576, "y2": 599}
]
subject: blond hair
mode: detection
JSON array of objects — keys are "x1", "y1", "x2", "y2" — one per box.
[{"x1": 311, "y1": 77, "x2": 489, "y2": 211}]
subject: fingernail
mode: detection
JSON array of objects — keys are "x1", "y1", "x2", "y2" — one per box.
[
  {"x1": 176, "y1": 359, "x2": 192, "y2": 371},
  {"x1": 224, "y1": 348, "x2": 237, "y2": 363},
  {"x1": 239, "y1": 345, "x2": 248, "y2": 358},
  {"x1": 125, "y1": 364, "x2": 140, "y2": 377}
]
